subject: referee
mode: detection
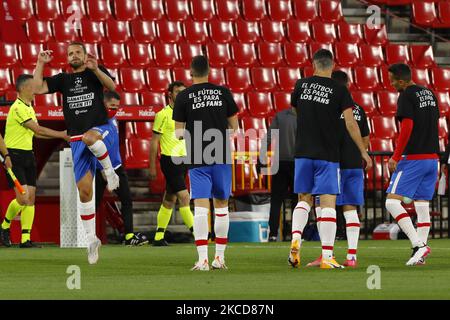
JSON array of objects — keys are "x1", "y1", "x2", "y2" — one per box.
[
  {"x1": 0, "y1": 74, "x2": 69, "y2": 248},
  {"x1": 149, "y1": 81, "x2": 194, "y2": 246}
]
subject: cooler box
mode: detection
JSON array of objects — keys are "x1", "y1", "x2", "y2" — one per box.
[
  {"x1": 373, "y1": 223, "x2": 400, "y2": 240},
  {"x1": 228, "y1": 211, "x2": 269, "y2": 243}
]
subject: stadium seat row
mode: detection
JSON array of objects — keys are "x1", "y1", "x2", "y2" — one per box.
[{"x1": 412, "y1": 1, "x2": 450, "y2": 28}]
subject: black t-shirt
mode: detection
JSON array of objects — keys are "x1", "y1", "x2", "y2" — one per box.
[
  {"x1": 339, "y1": 104, "x2": 370, "y2": 169},
  {"x1": 396, "y1": 85, "x2": 439, "y2": 155},
  {"x1": 291, "y1": 76, "x2": 354, "y2": 162},
  {"x1": 172, "y1": 83, "x2": 239, "y2": 167},
  {"x1": 44, "y1": 66, "x2": 112, "y2": 136}
]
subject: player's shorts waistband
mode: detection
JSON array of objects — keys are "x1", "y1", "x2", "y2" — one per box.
[
  {"x1": 401, "y1": 153, "x2": 439, "y2": 160},
  {"x1": 70, "y1": 135, "x2": 83, "y2": 142}
]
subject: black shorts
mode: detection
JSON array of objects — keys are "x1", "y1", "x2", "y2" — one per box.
[
  {"x1": 160, "y1": 155, "x2": 187, "y2": 194},
  {"x1": 6, "y1": 148, "x2": 37, "y2": 188}
]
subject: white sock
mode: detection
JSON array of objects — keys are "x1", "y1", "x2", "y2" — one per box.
[
  {"x1": 88, "y1": 140, "x2": 113, "y2": 171},
  {"x1": 194, "y1": 207, "x2": 209, "y2": 262},
  {"x1": 291, "y1": 201, "x2": 311, "y2": 244},
  {"x1": 320, "y1": 208, "x2": 337, "y2": 260},
  {"x1": 414, "y1": 202, "x2": 431, "y2": 245},
  {"x1": 315, "y1": 206, "x2": 322, "y2": 239},
  {"x1": 344, "y1": 210, "x2": 360, "y2": 260},
  {"x1": 214, "y1": 207, "x2": 229, "y2": 260},
  {"x1": 386, "y1": 199, "x2": 422, "y2": 248},
  {"x1": 79, "y1": 200, "x2": 97, "y2": 243}
]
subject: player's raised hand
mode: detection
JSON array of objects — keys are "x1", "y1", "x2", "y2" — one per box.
[
  {"x1": 86, "y1": 53, "x2": 98, "y2": 71},
  {"x1": 38, "y1": 50, "x2": 53, "y2": 64}
]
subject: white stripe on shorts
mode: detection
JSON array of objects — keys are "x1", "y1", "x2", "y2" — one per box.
[
  {"x1": 337, "y1": 168, "x2": 341, "y2": 194},
  {"x1": 391, "y1": 171, "x2": 403, "y2": 194}
]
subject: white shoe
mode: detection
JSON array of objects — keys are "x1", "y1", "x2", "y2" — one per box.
[
  {"x1": 406, "y1": 245, "x2": 431, "y2": 266},
  {"x1": 191, "y1": 259, "x2": 209, "y2": 271},
  {"x1": 211, "y1": 256, "x2": 228, "y2": 270},
  {"x1": 104, "y1": 169, "x2": 120, "y2": 191},
  {"x1": 87, "y1": 238, "x2": 101, "y2": 265}
]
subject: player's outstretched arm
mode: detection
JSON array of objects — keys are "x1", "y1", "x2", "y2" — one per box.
[
  {"x1": 33, "y1": 50, "x2": 53, "y2": 94},
  {"x1": 23, "y1": 121, "x2": 69, "y2": 141},
  {"x1": 343, "y1": 108, "x2": 372, "y2": 170}
]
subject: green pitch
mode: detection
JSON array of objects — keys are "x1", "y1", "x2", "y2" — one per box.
[{"x1": 1, "y1": 239, "x2": 450, "y2": 300}]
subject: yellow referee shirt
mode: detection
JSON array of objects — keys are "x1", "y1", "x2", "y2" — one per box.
[
  {"x1": 153, "y1": 105, "x2": 186, "y2": 157},
  {"x1": 4, "y1": 98, "x2": 37, "y2": 151}
]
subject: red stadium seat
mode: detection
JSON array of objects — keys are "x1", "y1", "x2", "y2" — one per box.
[
  {"x1": 309, "y1": 42, "x2": 333, "y2": 58},
  {"x1": 183, "y1": 19, "x2": 208, "y2": 44},
  {"x1": 0, "y1": 69, "x2": 13, "y2": 95},
  {"x1": 319, "y1": 0, "x2": 343, "y2": 23},
  {"x1": 232, "y1": 93, "x2": 248, "y2": 117},
  {"x1": 208, "y1": 67, "x2": 226, "y2": 86},
  {"x1": 153, "y1": 43, "x2": 180, "y2": 67},
  {"x1": 439, "y1": 138, "x2": 446, "y2": 152},
  {"x1": 80, "y1": 19, "x2": 104, "y2": 43},
  {"x1": 125, "y1": 138, "x2": 150, "y2": 169},
  {"x1": 412, "y1": 1, "x2": 437, "y2": 27},
  {"x1": 334, "y1": 66, "x2": 355, "y2": 89},
  {"x1": 0, "y1": 44, "x2": 18, "y2": 68},
  {"x1": 273, "y1": 92, "x2": 291, "y2": 112},
  {"x1": 277, "y1": 67, "x2": 301, "y2": 92},
  {"x1": 119, "y1": 68, "x2": 146, "y2": 93},
  {"x1": 366, "y1": 160, "x2": 390, "y2": 191},
  {"x1": 377, "y1": 91, "x2": 399, "y2": 116},
  {"x1": 435, "y1": 91, "x2": 450, "y2": 117},
  {"x1": 214, "y1": 0, "x2": 240, "y2": 21},
  {"x1": 190, "y1": 0, "x2": 216, "y2": 21},
  {"x1": 127, "y1": 43, "x2": 153, "y2": 67},
  {"x1": 369, "y1": 138, "x2": 394, "y2": 152},
  {"x1": 231, "y1": 43, "x2": 258, "y2": 68},
  {"x1": 251, "y1": 67, "x2": 277, "y2": 92},
  {"x1": 337, "y1": 22, "x2": 363, "y2": 44},
  {"x1": 135, "y1": 122, "x2": 154, "y2": 139},
  {"x1": 359, "y1": 45, "x2": 385, "y2": 67},
  {"x1": 130, "y1": 20, "x2": 157, "y2": 44},
  {"x1": 260, "y1": 20, "x2": 285, "y2": 43},
  {"x1": 363, "y1": 24, "x2": 388, "y2": 46},
  {"x1": 8, "y1": 0, "x2": 33, "y2": 21},
  {"x1": 105, "y1": 20, "x2": 130, "y2": 43},
  {"x1": 100, "y1": 43, "x2": 127, "y2": 68},
  {"x1": 267, "y1": 0, "x2": 292, "y2": 22},
  {"x1": 157, "y1": 20, "x2": 183, "y2": 44},
  {"x1": 206, "y1": 43, "x2": 231, "y2": 67},
  {"x1": 303, "y1": 66, "x2": 314, "y2": 78},
  {"x1": 34, "y1": 94, "x2": 59, "y2": 107},
  {"x1": 432, "y1": 68, "x2": 450, "y2": 91},
  {"x1": 172, "y1": 67, "x2": 193, "y2": 86},
  {"x1": 371, "y1": 116, "x2": 397, "y2": 139},
  {"x1": 437, "y1": 1, "x2": 450, "y2": 28},
  {"x1": 410, "y1": 45, "x2": 435, "y2": 68},
  {"x1": 242, "y1": 0, "x2": 266, "y2": 21},
  {"x1": 258, "y1": 43, "x2": 284, "y2": 67},
  {"x1": 178, "y1": 43, "x2": 203, "y2": 68},
  {"x1": 113, "y1": 0, "x2": 138, "y2": 21},
  {"x1": 119, "y1": 92, "x2": 140, "y2": 106},
  {"x1": 247, "y1": 92, "x2": 274, "y2": 117},
  {"x1": 26, "y1": 19, "x2": 53, "y2": 43},
  {"x1": 35, "y1": 0, "x2": 60, "y2": 21},
  {"x1": 52, "y1": 19, "x2": 81, "y2": 42},
  {"x1": 59, "y1": 0, "x2": 86, "y2": 19},
  {"x1": 386, "y1": 44, "x2": 410, "y2": 65},
  {"x1": 11, "y1": 68, "x2": 34, "y2": 82},
  {"x1": 226, "y1": 67, "x2": 252, "y2": 92},
  {"x1": 286, "y1": 20, "x2": 312, "y2": 43},
  {"x1": 354, "y1": 67, "x2": 381, "y2": 91},
  {"x1": 412, "y1": 69, "x2": 431, "y2": 88},
  {"x1": 209, "y1": 19, "x2": 235, "y2": 44},
  {"x1": 352, "y1": 91, "x2": 378, "y2": 117},
  {"x1": 235, "y1": 19, "x2": 261, "y2": 43},
  {"x1": 165, "y1": 0, "x2": 189, "y2": 21},
  {"x1": 335, "y1": 43, "x2": 360, "y2": 67},
  {"x1": 19, "y1": 43, "x2": 43, "y2": 68},
  {"x1": 293, "y1": 0, "x2": 318, "y2": 22},
  {"x1": 141, "y1": 92, "x2": 167, "y2": 108},
  {"x1": 146, "y1": 68, "x2": 171, "y2": 92},
  {"x1": 284, "y1": 43, "x2": 310, "y2": 67},
  {"x1": 439, "y1": 117, "x2": 448, "y2": 139},
  {"x1": 42, "y1": 67, "x2": 63, "y2": 78},
  {"x1": 86, "y1": 0, "x2": 112, "y2": 21},
  {"x1": 380, "y1": 66, "x2": 396, "y2": 91},
  {"x1": 46, "y1": 42, "x2": 69, "y2": 68},
  {"x1": 311, "y1": 22, "x2": 337, "y2": 43},
  {"x1": 139, "y1": 0, "x2": 164, "y2": 21},
  {"x1": 240, "y1": 116, "x2": 267, "y2": 133},
  {"x1": 124, "y1": 122, "x2": 135, "y2": 139}
]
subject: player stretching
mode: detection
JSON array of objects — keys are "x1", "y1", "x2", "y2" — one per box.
[
  {"x1": 173, "y1": 56, "x2": 238, "y2": 271},
  {"x1": 385, "y1": 63, "x2": 439, "y2": 266},
  {"x1": 149, "y1": 81, "x2": 194, "y2": 246},
  {"x1": 33, "y1": 42, "x2": 120, "y2": 264},
  {"x1": 307, "y1": 71, "x2": 370, "y2": 268},
  {"x1": 289, "y1": 49, "x2": 372, "y2": 269}
]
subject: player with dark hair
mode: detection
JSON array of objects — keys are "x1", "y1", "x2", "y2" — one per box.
[
  {"x1": 173, "y1": 56, "x2": 239, "y2": 271},
  {"x1": 289, "y1": 49, "x2": 372, "y2": 269},
  {"x1": 0, "y1": 74, "x2": 69, "y2": 248},
  {"x1": 385, "y1": 63, "x2": 439, "y2": 266},
  {"x1": 149, "y1": 81, "x2": 194, "y2": 246},
  {"x1": 32, "y1": 42, "x2": 119, "y2": 264}
]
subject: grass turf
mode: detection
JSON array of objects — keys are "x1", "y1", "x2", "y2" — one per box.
[{"x1": 0, "y1": 239, "x2": 449, "y2": 300}]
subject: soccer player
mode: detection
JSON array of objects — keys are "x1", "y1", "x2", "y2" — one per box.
[
  {"x1": 307, "y1": 70, "x2": 370, "y2": 268},
  {"x1": 0, "y1": 74, "x2": 69, "y2": 248},
  {"x1": 289, "y1": 49, "x2": 372, "y2": 269},
  {"x1": 173, "y1": 56, "x2": 239, "y2": 271},
  {"x1": 94, "y1": 91, "x2": 148, "y2": 246},
  {"x1": 149, "y1": 81, "x2": 194, "y2": 246},
  {"x1": 385, "y1": 63, "x2": 439, "y2": 266},
  {"x1": 32, "y1": 42, "x2": 120, "y2": 264}
]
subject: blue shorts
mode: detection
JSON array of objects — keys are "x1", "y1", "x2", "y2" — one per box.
[
  {"x1": 189, "y1": 164, "x2": 232, "y2": 200},
  {"x1": 387, "y1": 158, "x2": 439, "y2": 200},
  {"x1": 94, "y1": 123, "x2": 122, "y2": 170},
  {"x1": 337, "y1": 169, "x2": 364, "y2": 206},
  {"x1": 294, "y1": 158, "x2": 340, "y2": 195}
]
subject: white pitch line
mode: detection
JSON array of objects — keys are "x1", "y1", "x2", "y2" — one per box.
[{"x1": 229, "y1": 245, "x2": 450, "y2": 251}]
